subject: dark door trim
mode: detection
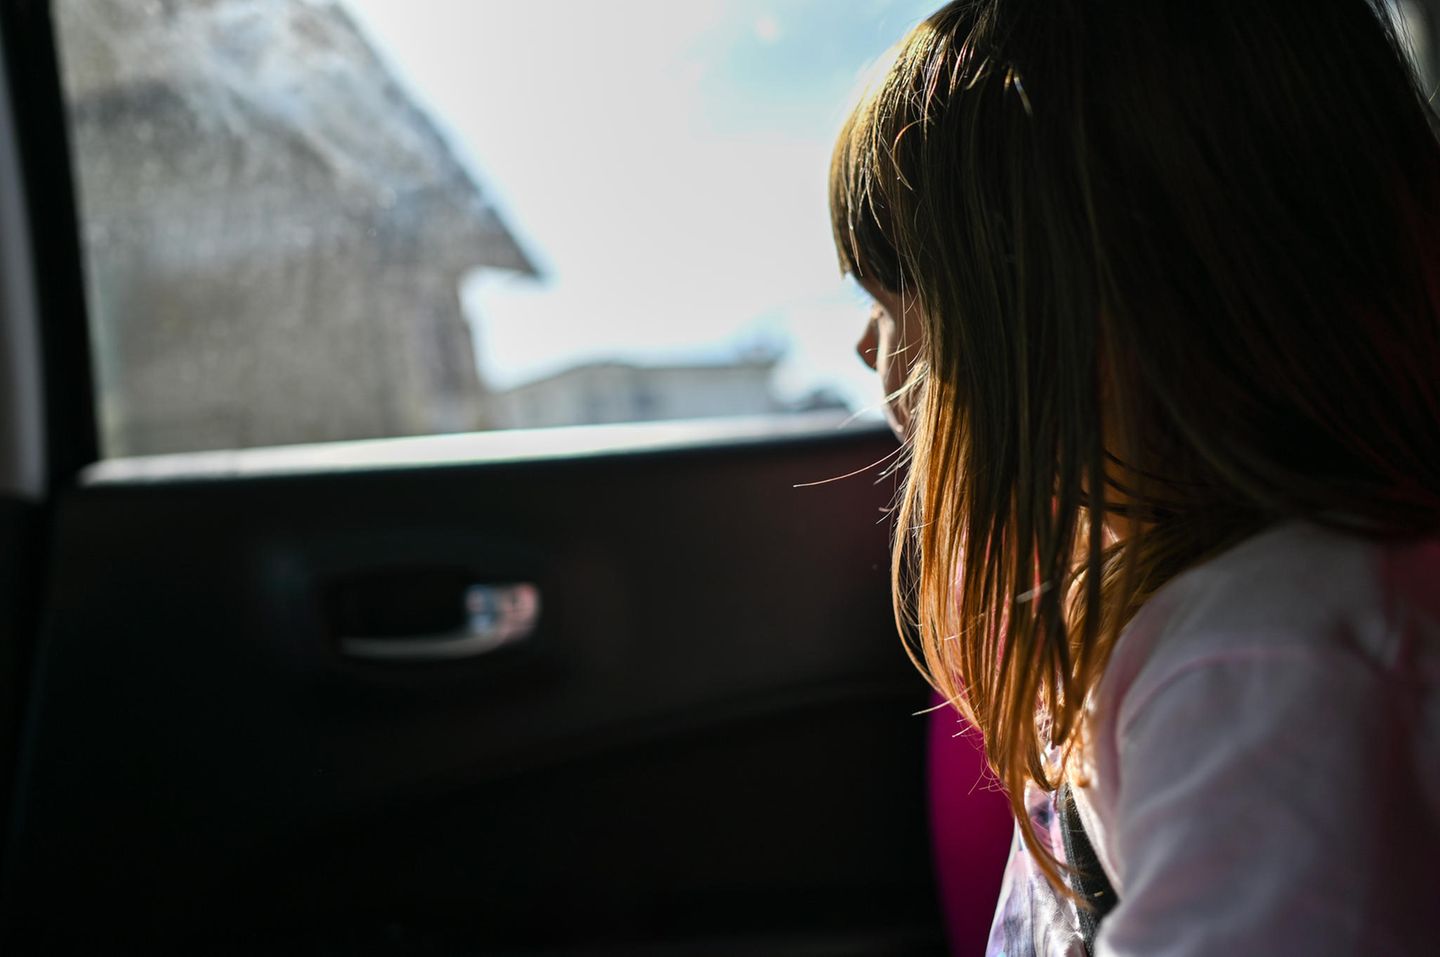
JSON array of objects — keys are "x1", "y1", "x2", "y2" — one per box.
[{"x1": 0, "y1": 0, "x2": 98, "y2": 491}]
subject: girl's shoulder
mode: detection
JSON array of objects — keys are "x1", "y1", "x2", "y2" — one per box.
[
  {"x1": 1077, "y1": 522, "x2": 1440, "y2": 952},
  {"x1": 1103, "y1": 520, "x2": 1440, "y2": 710}
]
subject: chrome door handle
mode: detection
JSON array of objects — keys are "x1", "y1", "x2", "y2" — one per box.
[{"x1": 340, "y1": 582, "x2": 540, "y2": 662}]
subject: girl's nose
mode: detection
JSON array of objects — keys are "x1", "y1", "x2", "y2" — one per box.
[{"x1": 857, "y1": 319, "x2": 879, "y2": 371}]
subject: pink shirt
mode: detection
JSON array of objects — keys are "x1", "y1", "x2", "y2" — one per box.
[{"x1": 1075, "y1": 521, "x2": 1440, "y2": 955}]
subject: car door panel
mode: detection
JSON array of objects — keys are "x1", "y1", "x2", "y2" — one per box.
[{"x1": 1, "y1": 429, "x2": 947, "y2": 953}]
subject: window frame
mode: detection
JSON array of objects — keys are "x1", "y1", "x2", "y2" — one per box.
[{"x1": 0, "y1": 0, "x2": 97, "y2": 494}]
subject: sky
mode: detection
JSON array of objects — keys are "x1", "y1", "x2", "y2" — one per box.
[{"x1": 339, "y1": 0, "x2": 938, "y2": 414}]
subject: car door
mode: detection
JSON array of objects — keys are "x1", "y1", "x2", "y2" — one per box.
[{"x1": 0, "y1": 2, "x2": 1008, "y2": 954}]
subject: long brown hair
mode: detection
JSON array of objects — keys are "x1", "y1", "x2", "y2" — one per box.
[{"x1": 832, "y1": 0, "x2": 1440, "y2": 892}]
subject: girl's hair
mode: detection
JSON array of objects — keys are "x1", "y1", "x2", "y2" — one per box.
[{"x1": 832, "y1": 0, "x2": 1440, "y2": 892}]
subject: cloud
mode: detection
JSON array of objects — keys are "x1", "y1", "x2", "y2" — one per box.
[{"x1": 753, "y1": 14, "x2": 781, "y2": 44}]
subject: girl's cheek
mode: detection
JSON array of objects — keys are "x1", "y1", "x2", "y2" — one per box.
[
  {"x1": 876, "y1": 323, "x2": 913, "y2": 437},
  {"x1": 878, "y1": 322, "x2": 905, "y2": 400}
]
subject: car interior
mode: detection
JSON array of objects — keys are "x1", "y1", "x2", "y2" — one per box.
[
  {"x1": 0, "y1": 1, "x2": 1021, "y2": 953},
  {"x1": 3, "y1": 0, "x2": 1436, "y2": 954}
]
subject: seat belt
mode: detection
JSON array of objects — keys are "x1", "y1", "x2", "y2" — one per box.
[{"x1": 1058, "y1": 783, "x2": 1120, "y2": 952}]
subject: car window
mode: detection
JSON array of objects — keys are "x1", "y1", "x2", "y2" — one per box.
[
  {"x1": 52, "y1": 0, "x2": 1436, "y2": 459},
  {"x1": 51, "y1": 0, "x2": 938, "y2": 458}
]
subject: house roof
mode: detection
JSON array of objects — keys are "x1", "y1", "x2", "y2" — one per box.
[{"x1": 56, "y1": 0, "x2": 538, "y2": 278}]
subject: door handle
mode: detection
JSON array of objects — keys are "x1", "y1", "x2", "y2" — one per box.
[{"x1": 338, "y1": 581, "x2": 540, "y2": 662}]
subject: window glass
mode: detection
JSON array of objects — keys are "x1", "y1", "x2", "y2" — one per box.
[
  {"x1": 57, "y1": 1, "x2": 1434, "y2": 458},
  {"x1": 53, "y1": 0, "x2": 935, "y2": 457}
]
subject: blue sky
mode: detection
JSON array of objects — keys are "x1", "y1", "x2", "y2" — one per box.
[{"x1": 341, "y1": 0, "x2": 939, "y2": 412}]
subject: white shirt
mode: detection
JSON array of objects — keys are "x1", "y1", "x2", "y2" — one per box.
[{"x1": 1077, "y1": 521, "x2": 1440, "y2": 955}]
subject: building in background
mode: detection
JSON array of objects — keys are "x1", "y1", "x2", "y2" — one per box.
[
  {"x1": 56, "y1": 0, "x2": 536, "y2": 456},
  {"x1": 490, "y1": 346, "x2": 850, "y2": 430},
  {"x1": 492, "y1": 354, "x2": 782, "y2": 430}
]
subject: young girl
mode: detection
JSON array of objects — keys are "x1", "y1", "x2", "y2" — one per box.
[{"x1": 831, "y1": 1, "x2": 1440, "y2": 953}]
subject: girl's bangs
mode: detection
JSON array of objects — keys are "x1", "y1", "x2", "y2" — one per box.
[{"x1": 829, "y1": 97, "x2": 903, "y2": 291}]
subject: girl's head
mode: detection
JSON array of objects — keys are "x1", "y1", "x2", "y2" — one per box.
[{"x1": 833, "y1": 0, "x2": 1440, "y2": 888}]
